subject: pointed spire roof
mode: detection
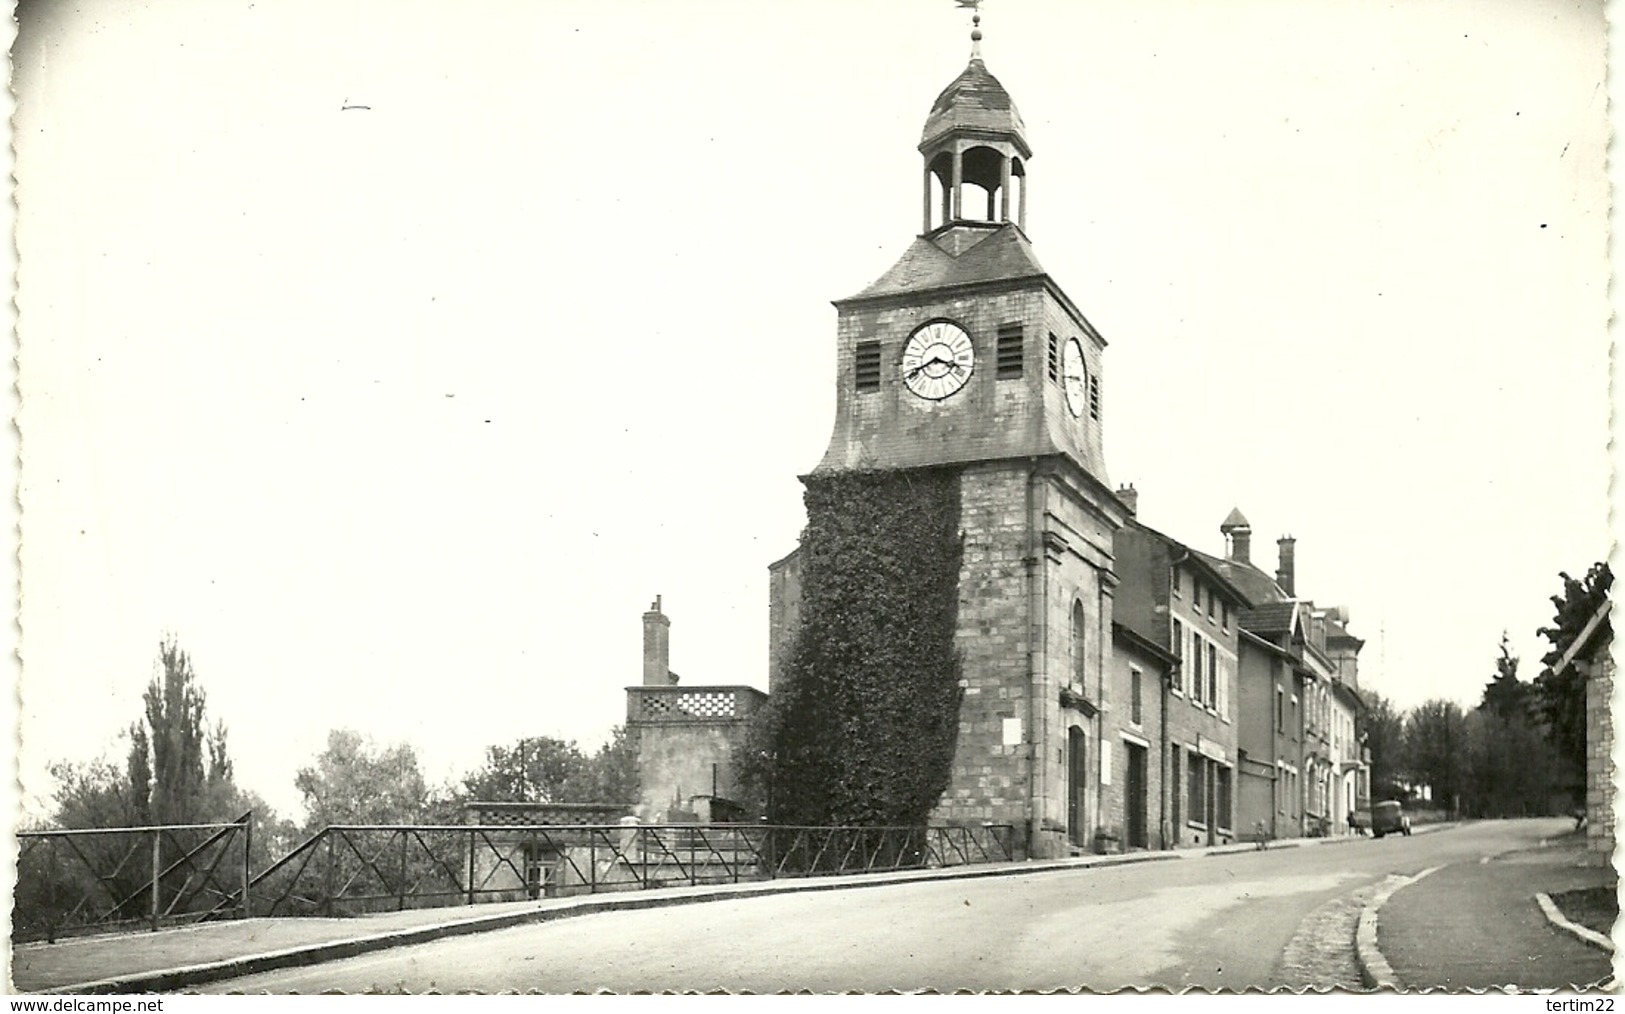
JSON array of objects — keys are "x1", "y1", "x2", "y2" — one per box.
[{"x1": 1220, "y1": 507, "x2": 1251, "y2": 531}]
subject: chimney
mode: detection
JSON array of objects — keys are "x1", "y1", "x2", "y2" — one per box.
[
  {"x1": 1276, "y1": 537, "x2": 1296, "y2": 597},
  {"x1": 1219, "y1": 507, "x2": 1251, "y2": 564},
  {"x1": 642, "y1": 595, "x2": 671, "y2": 687},
  {"x1": 1116, "y1": 483, "x2": 1138, "y2": 516}
]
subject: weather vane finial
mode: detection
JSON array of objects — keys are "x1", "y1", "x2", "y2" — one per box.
[{"x1": 955, "y1": 0, "x2": 985, "y2": 60}]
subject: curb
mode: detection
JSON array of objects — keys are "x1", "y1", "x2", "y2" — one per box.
[
  {"x1": 1353, "y1": 865, "x2": 1442, "y2": 990},
  {"x1": 1535, "y1": 892, "x2": 1616, "y2": 954},
  {"x1": 49, "y1": 850, "x2": 1191, "y2": 994}
]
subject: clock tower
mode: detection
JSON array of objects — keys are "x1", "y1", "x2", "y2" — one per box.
[{"x1": 777, "y1": 17, "x2": 1129, "y2": 859}]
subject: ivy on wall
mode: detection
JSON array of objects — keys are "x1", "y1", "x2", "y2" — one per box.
[{"x1": 753, "y1": 467, "x2": 965, "y2": 827}]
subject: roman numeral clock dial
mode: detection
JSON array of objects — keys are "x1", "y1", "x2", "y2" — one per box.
[{"x1": 901, "y1": 320, "x2": 975, "y2": 401}]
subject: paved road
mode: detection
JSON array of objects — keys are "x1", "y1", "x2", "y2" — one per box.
[{"x1": 206, "y1": 820, "x2": 1571, "y2": 994}]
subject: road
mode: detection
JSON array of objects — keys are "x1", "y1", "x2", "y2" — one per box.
[{"x1": 206, "y1": 819, "x2": 1582, "y2": 994}]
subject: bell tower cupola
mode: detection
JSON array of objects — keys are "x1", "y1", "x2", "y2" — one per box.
[{"x1": 920, "y1": 13, "x2": 1031, "y2": 234}]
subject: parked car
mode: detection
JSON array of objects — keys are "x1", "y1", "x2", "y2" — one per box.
[{"x1": 1371, "y1": 800, "x2": 1412, "y2": 838}]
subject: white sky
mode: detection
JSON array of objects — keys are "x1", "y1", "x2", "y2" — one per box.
[{"x1": 11, "y1": 0, "x2": 1615, "y2": 823}]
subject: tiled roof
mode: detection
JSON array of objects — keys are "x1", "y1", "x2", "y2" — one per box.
[
  {"x1": 1220, "y1": 507, "x2": 1250, "y2": 530},
  {"x1": 846, "y1": 223, "x2": 1048, "y2": 301}
]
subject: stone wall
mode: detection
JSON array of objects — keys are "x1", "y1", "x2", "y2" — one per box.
[
  {"x1": 1584, "y1": 653, "x2": 1614, "y2": 853},
  {"x1": 627, "y1": 685, "x2": 769, "y2": 821}
]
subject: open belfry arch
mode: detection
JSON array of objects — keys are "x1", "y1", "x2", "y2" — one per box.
[{"x1": 769, "y1": 9, "x2": 1130, "y2": 859}]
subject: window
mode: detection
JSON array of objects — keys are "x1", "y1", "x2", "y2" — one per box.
[
  {"x1": 1171, "y1": 620, "x2": 1185, "y2": 696},
  {"x1": 1171, "y1": 568, "x2": 1182, "y2": 598},
  {"x1": 1187, "y1": 753, "x2": 1205, "y2": 825},
  {"x1": 855, "y1": 341, "x2": 881, "y2": 391},
  {"x1": 1221, "y1": 601, "x2": 1230, "y2": 631},
  {"x1": 1216, "y1": 767, "x2": 1233, "y2": 831},
  {"x1": 1130, "y1": 668, "x2": 1143, "y2": 725},
  {"x1": 1071, "y1": 600, "x2": 1088, "y2": 687},
  {"x1": 1206, "y1": 642, "x2": 1218, "y2": 708},
  {"x1": 1191, "y1": 634, "x2": 1205, "y2": 705},
  {"x1": 1276, "y1": 687, "x2": 1285, "y2": 732},
  {"x1": 1089, "y1": 375, "x2": 1101, "y2": 420},
  {"x1": 996, "y1": 324, "x2": 1023, "y2": 379},
  {"x1": 1207, "y1": 589, "x2": 1217, "y2": 621},
  {"x1": 1046, "y1": 333, "x2": 1060, "y2": 382}
]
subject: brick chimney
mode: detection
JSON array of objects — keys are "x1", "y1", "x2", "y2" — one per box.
[
  {"x1": 1116, "y1": 483, "x2": 1138, "y2": 516},
  {"x1": 1220, "y1": 507, "x2": 1251, "y2": 564},
  {"x1": 1275, "y1": 537, "x2": 1296, "y2": 597},
  {"x1": 642, "y1": 595, "x2": 672, "y2": 686}
]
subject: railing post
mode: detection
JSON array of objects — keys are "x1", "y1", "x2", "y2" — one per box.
[
  {"x1": 324, "y1": 831, "x2": 336, "y2": 918},
  {"x1": 47, "y1": 838, "x2": 58, "y2": 944},
  {"x1": 467, "y1": 830, "x2": 476, "y2": 906},
  {"x1": 150, "y1": 829, "x2": 162, "y2": 933},
  {"x1": 398, "y1": 831, "x2": 409, "y2": 911},
  {"x1": 241, "y1": 815, "x2": 253, "y2": 920}
]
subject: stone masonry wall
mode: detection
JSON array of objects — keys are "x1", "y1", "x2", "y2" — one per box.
[{"x1": 935, "y1": 464, "x2": 1033, "y2": 833}]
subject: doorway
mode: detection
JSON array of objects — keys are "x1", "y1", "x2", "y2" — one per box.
[
  {"x1": 1125, "y1": 743, "x2": 1148, "y2": 849},
  {"x1": 1067, "y1": 727, "x2": 1088, "y2": 848}
]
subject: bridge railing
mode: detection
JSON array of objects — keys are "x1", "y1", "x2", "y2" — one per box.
[
  {"x1": 13, "y1": 814, "x2": 252, "y2": 943},
  {"x1": 234, "y1": 821, "x2": 1017, "y2": 918}
]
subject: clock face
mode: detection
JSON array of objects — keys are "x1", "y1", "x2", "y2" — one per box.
[
  {"x1": 1062, "y1": 338, "x2": 1088, "y2": 418},
  {"x1": 901, "y1": 321, "x2": 975, "y2": 400}
]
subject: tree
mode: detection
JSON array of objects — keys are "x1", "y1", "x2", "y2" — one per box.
[
  {"x1": 1479, "y1": 631, "x2": 1528, "y2": 722},
  {"x1": 1533, "y1": 561, "x2": 1612, "y2": 775},
  {"x1": 458, "y1": 726, "x2": 639, "y2": 805},
  {"x1": 1404, "y1": 699, "x2": 1470, "y2": 813},
  {"x1": 1360, "y1": 692, "x2": 1407, "y2": 802},
  {"x1": 295, "y1": 729, "x2": 433, "y2": 830},
  {"x1": 460, "y1": 737, "x2": 587, "y2": 803},
  {"x1": 127, "y1": 636, "x2": 233, "y2": 826}
]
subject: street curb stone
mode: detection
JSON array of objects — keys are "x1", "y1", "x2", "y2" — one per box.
[
  {"x1": 1535, "y1": 892, "x2": 1616, "y2": 954},
  {"x1": 1355, "y1": 866, "x2": 1441, "y2": 990}
]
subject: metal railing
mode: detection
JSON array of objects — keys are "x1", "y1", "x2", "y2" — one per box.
[
  {"x1": 238, "y1": 822, "x2": 1017, "y2": 919},
  {"x1": 14, "y1": 814, "x2": 252, "y2": 943}
]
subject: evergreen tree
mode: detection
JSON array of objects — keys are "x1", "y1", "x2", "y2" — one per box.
[
  {"x1": 1479, "y1": 631, "x2": 1528, "y2": 721},
  {"x1": 1533, "y1": 561, "x2": 1612, "y2": 773}
]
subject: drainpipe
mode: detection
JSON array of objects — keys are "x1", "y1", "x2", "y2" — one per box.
[{"x1": 1160, "y1": 659, "x2": 1171, "y2": 849}]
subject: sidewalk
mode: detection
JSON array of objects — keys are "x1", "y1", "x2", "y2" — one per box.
[
  {"x1": 1376, "y1": 833, "x2": 1615, "y2": 991},
  {"x1": 11, "y1": 830, "x2": 1366, "y2": 994}
]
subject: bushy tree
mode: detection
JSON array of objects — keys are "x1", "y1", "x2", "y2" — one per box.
[
  {"x1": 295, "y1": 729, "x2": 433, "y2": 830},
  {"x1": 1404, "y1": 699, "x2": 1469, "y2": 813},
  {"x1": 459, "y1": 726, "x2": 638, "y2": 805},
  {"x1": 1360, "y1": 692, "x2": 1407, "y2": 801}
]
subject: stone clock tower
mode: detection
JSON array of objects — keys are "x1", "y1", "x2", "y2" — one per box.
[{"x1": 773, "y1": 21, "x2": 1128, "y2": 859}]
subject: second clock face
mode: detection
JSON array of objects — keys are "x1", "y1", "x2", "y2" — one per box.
[
  {"x1": 901, "y1": 321, "x2": 975, "y2": 400},
  {"x1": 1062, "y1": 337, "x2": 1088, "y2": 418}
]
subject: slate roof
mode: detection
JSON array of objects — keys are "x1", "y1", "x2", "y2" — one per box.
[
  {"x1": 1220, "y1": 507, "x2": 1250, "y2": 530},
  {"x1": 844, "y1": 223, "x2": 1048, "y2": 302},
  {"x1": 1189, "y1": 547, "x2": 1284, "y2": 609},
  {"x1": 1241, "y1": 601, "x2": 1297, "y2": 637},
  {"x1": 920, "y1": 58, "x2": 1028, "y2": 153}
]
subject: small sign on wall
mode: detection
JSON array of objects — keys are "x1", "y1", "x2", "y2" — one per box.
[{"x1": 1002, "y1": 717, "x2": 1022, "y2": 747}]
